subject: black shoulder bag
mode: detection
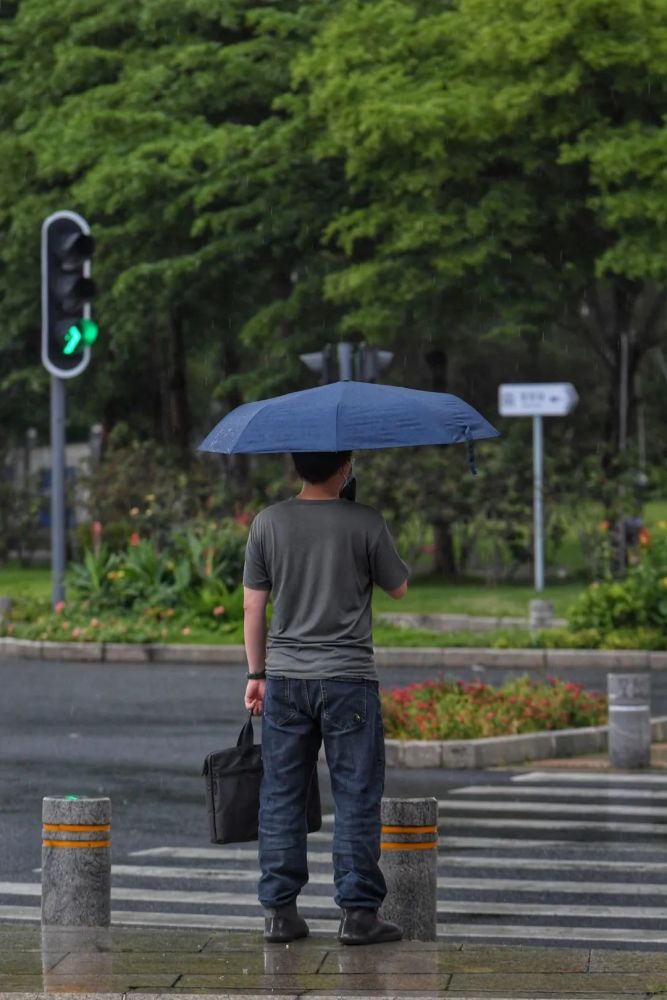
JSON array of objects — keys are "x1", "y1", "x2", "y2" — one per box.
[{"x1": 202, "y1": 713, "x2": 322, "y2": 844}]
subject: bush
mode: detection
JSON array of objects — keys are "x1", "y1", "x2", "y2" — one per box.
[
  {"x1": 568, "y1": 523, "x2": 667, "y2": 634},
  {"x1": 381, "y1": 674, "x2": 607, "y2": 741},
  {"x1": 66, "y1": 519, "x2": 248, "y2": 612}
]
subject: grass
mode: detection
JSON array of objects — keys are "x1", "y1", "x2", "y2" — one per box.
[
  {"x1": 0, "y1": 563, "x2": 51, "y2": 601},
  {"x1": 0, "y1": 561, "x2": 583, "y2": 620},
  {"x1": 372, "y1": 578, "x2": 582, "y2": 618}
]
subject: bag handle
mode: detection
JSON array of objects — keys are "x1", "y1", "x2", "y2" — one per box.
[{"x1": 237, "y1": 711, "x2": 255, "y2": 747}]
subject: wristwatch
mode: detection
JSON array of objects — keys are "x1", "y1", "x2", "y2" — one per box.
[{"x1": 246, "y1": 671, "x2": 267, "y2": 680}]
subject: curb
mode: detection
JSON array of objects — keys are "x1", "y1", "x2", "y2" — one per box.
[
  {"x1": 385, "y1": 715, "x2": 667, "y2": 769},
  {"x1": 1, "y1": 637, "x2": 666, "y2": 671},
  {"x1": 380, "y1": 610, "x2": 568, "y2": 632}
]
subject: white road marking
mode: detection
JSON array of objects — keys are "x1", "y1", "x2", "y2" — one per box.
[
  {"x1": 3, "y1": 882, "x2": 666, "y2": 916},
  {"x1": 2, "y1": 903, "x2": 667, "y2": 948},
  {"x1": 438, "y1": 921, "x2": 667, "y2": 944},
  {"x1": 513, "y1": 770, "x2": 667, "y2": 784},
  {"x1": 438, "y1": 816, "x2": 667, "y2": 833},
  {"x1": 450, "y1": 784, "x2": 667, "y2": 801},
  {"x1": 439, "y1": 798, "x2": 667, "y2": 818}
]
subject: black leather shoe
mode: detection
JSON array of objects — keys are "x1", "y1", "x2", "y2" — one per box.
[
  {"x1": 263, "y1": 900, "x2": 309, "y2": 943},
  {"x1": 338, "y1": 907, "x2": 403, "y2": 945}
]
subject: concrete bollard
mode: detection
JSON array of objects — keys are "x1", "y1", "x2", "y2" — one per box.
[
  {"x1": 379, "y1": 797, "x2": 438, "y2": 940},
  {"x1": 41, "y1": 796, "x2": 111, "y2": 926},
  {"x1": 528, "y1": 599, "x2": 554, "y2": 629},
  {"x1": 608, "y1": 673, "x2": 651, "y2": 769}
]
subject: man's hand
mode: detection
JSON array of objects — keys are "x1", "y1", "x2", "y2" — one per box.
[{"x1": 244, "y1": 679, "x2": 265, "y2": 716}]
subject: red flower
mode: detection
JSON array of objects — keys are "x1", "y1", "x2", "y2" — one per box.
[
  {"x1": 129, "y1": 532, "x2": 140, "y2": 546},
  {"x1": 639, "y1": 528, "x2": 651, "y2": 547}
]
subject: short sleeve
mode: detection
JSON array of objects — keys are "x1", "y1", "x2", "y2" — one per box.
[
  {"x1": 243, "y1": 518, "x2": 272, "y2": 591},
  {"x1": 369, "y1": 520, "x2": 409, "y2": 593}
]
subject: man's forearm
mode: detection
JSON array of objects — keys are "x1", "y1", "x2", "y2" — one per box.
[{"x1": 244, "y1": 610, "x2": 267, "y2": 672}]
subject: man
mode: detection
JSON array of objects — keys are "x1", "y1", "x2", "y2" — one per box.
[{"x1": 243, "y1": 450, "x2": 409, "y2": 945}]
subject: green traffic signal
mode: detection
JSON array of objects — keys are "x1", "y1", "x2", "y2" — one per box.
[{"x1": 63, "y1": 319, "x2": 99, "y2": 355}]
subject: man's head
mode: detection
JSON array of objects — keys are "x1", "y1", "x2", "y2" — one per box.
[{"x1": 291, "y1": 451, "x2": 352, "y2": 485}]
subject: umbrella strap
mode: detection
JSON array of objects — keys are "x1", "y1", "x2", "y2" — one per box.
[{"x1": 464, "y1": 426, "x2": 477, "y2": 476}]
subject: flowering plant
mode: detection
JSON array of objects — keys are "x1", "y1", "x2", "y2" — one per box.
[
  {"x1": 381, "y1": 674, "x2": 607, "y2": 741},
  {"x1": 568, "y1": 522, "x2": 667, "y2": 634}
]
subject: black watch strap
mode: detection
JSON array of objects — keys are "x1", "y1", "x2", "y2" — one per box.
[{"x1": 246, "y1": 671, "x2": 267, "y2": 680}]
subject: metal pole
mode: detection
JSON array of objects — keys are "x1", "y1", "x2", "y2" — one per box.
[
  {"x1": 50, "y1": 375, "x2": 66, "y2": 607},
  {"x1": 533, "y1": 415, "x2": 544, "y2": 592},
  {"x1": 337, "y1": 342, "x2": 353, "y2": 381}
]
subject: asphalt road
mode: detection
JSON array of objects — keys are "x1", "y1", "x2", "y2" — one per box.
[{"x1": 2, "y1": 657, "x2": 665, "y2": 884}]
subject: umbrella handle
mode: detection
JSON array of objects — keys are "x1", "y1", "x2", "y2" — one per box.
[
  {"x1": 339, "y1": 476, "x2": 357, "y2": 501},
  {"x1": 464, "y1": 427, "x2": 477, "y2": 476}
]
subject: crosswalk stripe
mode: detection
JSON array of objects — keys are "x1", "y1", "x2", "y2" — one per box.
[
  {"x1": 13, "y1": 871, "x2": 667, "y2": 898},
  {"x1": 4, "y1": 881, "x2": 666, "y2": 917},
  {"x1": 438, "y1": 798, "x2": 667, "y2": 818},
  {"x1": 5, "y1": 901, "x2": 667, "y2": 949},
  {"x1": 513, "y1": 770, "x2": 667, "y2": 785},
  {"x1": 437, "y1": 816, "x2": 667, "y2": 833},
  {"x1": 450, "y1": 784, "x2": 667, "y2": 801},
  {"x1": 30, "y1": 855, "x2": 667, "y2": 883},
  {"x1": 441, "y1": 855, "x2": 667, "y2": 874},
  {"x1": 438, "y1": 922, "x2": 667, "y2": 945}
]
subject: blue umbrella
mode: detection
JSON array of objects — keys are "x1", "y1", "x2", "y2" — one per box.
[{"x1": 198, "y1": 380, "x2": 499, "y2": 473}]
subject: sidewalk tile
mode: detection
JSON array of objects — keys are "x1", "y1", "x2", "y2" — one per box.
[
  {"x1": 444, "y1": 944, "x2": 589, "y2": 972},
  {"x1": 590, "y1": 949, "x2": 667, "y2": 973},
  {"x1": 449, "y1": 971, "x2": 658, "y2": 993},
  {"x1": 110, "y1": 928, "x2": 213, "y2": 952},
  {"x1": 41, "y1": 972, "x2": 178, "y2": 990},
  {"x1": 177, "y1": 971, "x2": 450, "y2": 991}
]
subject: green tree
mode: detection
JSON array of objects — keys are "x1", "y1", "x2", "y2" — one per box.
[{"x1": 295, "y1": 0, "x2": 667, "y2": 465}]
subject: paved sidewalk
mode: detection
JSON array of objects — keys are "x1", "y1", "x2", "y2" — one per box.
[{"x1": 2, "y1": 923, "x2": 667, "y2": 998}]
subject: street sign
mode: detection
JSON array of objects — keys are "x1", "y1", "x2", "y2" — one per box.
[{"x1": 498, "y1": 383, "x2": 579, "y2": 417}]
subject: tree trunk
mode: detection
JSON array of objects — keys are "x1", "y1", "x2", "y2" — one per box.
[
  {"x1": 432, "y1": 519, "x2": 458, "y2": 578},
  {"x1": 168, "y1": 310, "x2": 191, "y2": 465}
]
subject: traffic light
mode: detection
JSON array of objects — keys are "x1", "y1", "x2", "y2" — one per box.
[
  {"x1": 41, "y1": 210, "x2": 97, "y2": 378},
  {"x1": 357, "y1": 343, "x2": 394, "y2": 382},
  {"x1": 299, "y1": 343, "x2": 335, "y2": 384}
]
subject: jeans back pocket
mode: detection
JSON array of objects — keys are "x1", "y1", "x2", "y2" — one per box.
[{"x1": 321, "y1": 678, "x2": 367, "y2": 733}]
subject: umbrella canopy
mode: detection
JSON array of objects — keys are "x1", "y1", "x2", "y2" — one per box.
[{"x1": 198, "y1": 380, "x2": 499, "y2": 462}]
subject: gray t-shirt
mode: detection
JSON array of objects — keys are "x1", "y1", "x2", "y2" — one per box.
[{"x1": 243, "y1": 497, "x2": 409, "y2": 679}]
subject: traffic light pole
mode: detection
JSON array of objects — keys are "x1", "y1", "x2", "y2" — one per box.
[
  {"x1": 533, "y1": 415, "x2": 544, "y2": 593},
  {"x1": 50, "y1": 376, "x2": 66, "y2": 606}
]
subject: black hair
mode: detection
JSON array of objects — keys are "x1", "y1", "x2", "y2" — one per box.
[{"x1": 291, "y1": 451, "x2": 352, "y2": 484}]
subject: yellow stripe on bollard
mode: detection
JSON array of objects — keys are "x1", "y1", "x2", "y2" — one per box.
[
  {"x1": 381, "y1": 825, "x2": 437, "y2": 834},
  {"x1": 43, "y1": 824, "x2": 110, "y2": 833},
  {"x1": 42, "y1": 839, "x2": 111, "y2": 849},
  {"x1": 380, "y1": 841, "x2": 437, "y2": 851}
]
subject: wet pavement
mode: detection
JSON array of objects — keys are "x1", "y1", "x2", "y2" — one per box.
[{"x1": 2, "y1": 922, "x2": 667, "y2": 997}]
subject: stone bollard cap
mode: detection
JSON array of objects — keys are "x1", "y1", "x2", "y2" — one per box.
[
  {"x1": 608, "y1": 672, "x2": 651, "y2": 705},
  {"x1": 42, "y1": 797, "x2": 111, "y2": 826},
  {"x1": 381, "y1": 797, "x2": 438, "y2": 826}
]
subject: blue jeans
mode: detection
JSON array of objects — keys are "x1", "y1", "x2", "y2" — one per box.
[{"x1": 259, "y1": 676, "x2": 386, "y2": 911}]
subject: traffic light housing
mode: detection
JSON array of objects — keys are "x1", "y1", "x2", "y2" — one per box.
[
  {"x1": 299, "y1": 343, "x2": 335, "y2": 384},
  {"x1": 41, "y1": 211, "x2": 97, "y2": 378},
  {"x1": 357, "y1": 343, "x2": 394, "y2": 382}
]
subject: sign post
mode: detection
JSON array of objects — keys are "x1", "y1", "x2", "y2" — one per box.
[{"x1": 498, "y1": 383, "x2": 579, "y2": 592}]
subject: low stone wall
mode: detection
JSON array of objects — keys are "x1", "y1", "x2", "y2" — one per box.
[
  {"x1": 386, "y1": 715, "x2": 667, "y2": 769},
  {"x1": 380, "y1": 611, "x2": 567, "y2": 632}
]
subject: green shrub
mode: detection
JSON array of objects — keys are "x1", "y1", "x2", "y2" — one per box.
[
  {"x1": 65, "y1": 519, "x2": 248, "y2": 612},
  {"x1": 568, "y1": 524, "x2": 667, "y2": 634},
  {"x1": 381, "y1": 674, "x2": 607, "y2": 741}
]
